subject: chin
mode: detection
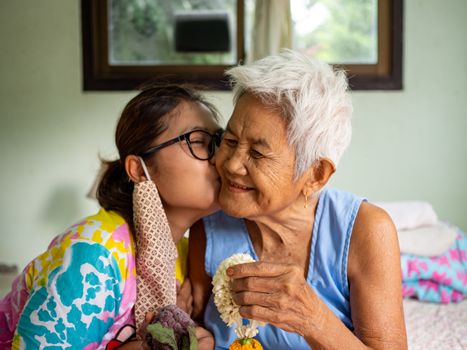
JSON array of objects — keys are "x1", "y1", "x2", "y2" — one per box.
[
  {"x1": 218, "y1": 195, "x2": 247, "y2": 218},
  {"x1": 198, "y1": 193, "x2": 220, "y2": 216}
]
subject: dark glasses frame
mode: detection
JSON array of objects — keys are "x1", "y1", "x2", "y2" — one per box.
[{"x1": 139, "y1": 128, "x2": 224, "y2": 160}]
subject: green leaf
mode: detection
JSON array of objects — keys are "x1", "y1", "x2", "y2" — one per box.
[
  {"x1": 240, "y1": 338, "x2": 252, "y2": 346},
  {"x1": 180, "y1": 335, "x2": 190, "y2": 350},
  {"x1": 188, "y1": 326, "x2": 199, "y2": 350},
  {"x1": 146, "y1": 323, "x2": 178, "y2": 350}
]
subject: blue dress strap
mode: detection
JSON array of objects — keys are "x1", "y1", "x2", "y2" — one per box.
[{"x1": 203, "y1": 211, "x2": 258, "y2": 277}]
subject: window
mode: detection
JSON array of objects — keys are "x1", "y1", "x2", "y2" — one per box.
[{"x1": 81, "y1": 0, "x2": 402, "y2": 90}]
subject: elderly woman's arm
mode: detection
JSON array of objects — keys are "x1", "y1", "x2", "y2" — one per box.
[
  {"x1": 229, "y1": 203, "x2": 407, "y2": 350},
  {"x1": 346, "y1": 203, "x2": 407, "y2": 349}
]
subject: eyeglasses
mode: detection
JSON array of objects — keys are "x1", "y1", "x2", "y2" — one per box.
[{"x1": 140, "y1": 129, "x2": 224, "y2": 160}]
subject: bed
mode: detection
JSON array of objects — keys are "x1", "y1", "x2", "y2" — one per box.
[
  {"x1": 380, "y1": 201, "x2": 467, "y2": 350},
  {"x1": 404, "y1": 298, "x2": 467, "y2": 349}
]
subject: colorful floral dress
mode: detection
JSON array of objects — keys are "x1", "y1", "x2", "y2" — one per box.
[{"x1": 0, "y1": 209, "x2": 188, "y2": 349}]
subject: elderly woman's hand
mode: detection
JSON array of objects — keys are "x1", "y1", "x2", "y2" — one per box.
[{"x1": 228, "y1": 261, "x2": 321, "y2": 337}]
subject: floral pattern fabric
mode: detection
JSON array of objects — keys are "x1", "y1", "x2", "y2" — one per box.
[
  {"x1": 0, "y1": 209, "x2": 136, "y2": 349},
  {"x1": 401, "y1": 227, "x2": 467, "y2": 304}
]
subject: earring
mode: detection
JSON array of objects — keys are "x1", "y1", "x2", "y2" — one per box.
[{"x1": 304, "y1": 193, "x2": 308, "y2": 209}]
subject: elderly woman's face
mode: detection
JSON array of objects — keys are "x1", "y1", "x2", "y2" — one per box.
[{"x1": 216, "y1": 93, "x2": 305, "y2": 218}]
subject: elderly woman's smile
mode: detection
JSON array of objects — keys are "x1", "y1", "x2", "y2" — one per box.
[{"x1": 227, "y1": 181, "x2": 254, "y2": 192}]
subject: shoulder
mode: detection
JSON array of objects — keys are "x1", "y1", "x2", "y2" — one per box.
[
  {"x1": 60, "y1": 208, "x2": 134, "y2": 261},
  {"x1": 203, "y1": 210, "x2": 244, "y2": 231},
  {"x1": 27, "y1": 209, "x2": 135, "y2": 290},
  {"x1": 202, "y1": 211, "x2": 248, "y2": 252},
  {"x1": 319, "y1": 187, "x2": 364, "y2": 219},
  {"x1": 74, "y1": 208, "x2": 133, "y2": 247},
  {"x1": 351, "y1": 202, "x2": 397, "y2": 247},
  {"x1": 348, "y1": 202, "x2": 400, "y2": 279},
  {"x1": 75, "y1": 208, "x2": 135, "y2": 282}
]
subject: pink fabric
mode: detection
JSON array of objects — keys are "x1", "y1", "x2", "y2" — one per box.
[
  {"x1": 401, "y1": 230, "x2": 467, "y2": 304},
  {"x1": 0, "y1": 270, "x2": 30, "y2": 347}
]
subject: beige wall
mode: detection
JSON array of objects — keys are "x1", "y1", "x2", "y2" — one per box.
[{"x1": 1, "y1": 0, "x2": 466, "y2": 271}]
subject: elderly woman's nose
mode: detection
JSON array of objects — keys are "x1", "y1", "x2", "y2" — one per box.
[{"x1": 222, "y1": 148, "x2": 248, "y2": 176}]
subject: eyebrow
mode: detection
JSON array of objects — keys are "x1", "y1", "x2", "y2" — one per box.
[
  {"x1": 183, "y1": 125, "x2": 210, "y2": 133},
  {"x1": 252, "y1": 138, "x2": 271, "y2": 149},
  {"x1": 225, "y1": 125, "x2": 271, "y2": 150}
]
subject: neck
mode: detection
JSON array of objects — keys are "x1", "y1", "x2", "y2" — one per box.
[
  {"x1": 246, "y1": 195, "x2": 319, "y2": 260},
  {"x1": 164, "y1": 206, "x2": 207, "y2": 243}
]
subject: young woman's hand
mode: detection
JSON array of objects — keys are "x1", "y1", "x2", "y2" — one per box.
[
  {"x1": 113, "y1": 340, "x2": 145, "y2": 349},
  {"x1": 177, "y1": 278, "x2": 194, "y2": 315},
  {"x1": 115, "y1": 324, "x2": 214, "y2": 350},
  {"x1": 196, "y1": 326, "x2": 215, "y2": 350}
]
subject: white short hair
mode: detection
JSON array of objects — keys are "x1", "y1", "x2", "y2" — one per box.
[{"x1": 226, "y1": 49, "x2": 352, "y2": 180}]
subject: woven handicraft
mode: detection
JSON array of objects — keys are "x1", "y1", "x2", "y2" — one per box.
[{"x1": 133, "y1": 180, "x2": 178, "y2": 331}]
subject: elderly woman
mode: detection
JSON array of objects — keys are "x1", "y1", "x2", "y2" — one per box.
[{"x1": 189, "y1": 50, "x2": 407, "y2": 350}]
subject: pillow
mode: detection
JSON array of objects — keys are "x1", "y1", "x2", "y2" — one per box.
[
  {"x1": 398, "y1": 222, "x2": 458, "y2": 256},
  {"x1": 373, "y1": 201, "x2": 438, "y2": 230}
]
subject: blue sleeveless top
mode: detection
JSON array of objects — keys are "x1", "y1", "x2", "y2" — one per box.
[{"x1": 202, "y1": 188, "x2": 365, "y2": 350}]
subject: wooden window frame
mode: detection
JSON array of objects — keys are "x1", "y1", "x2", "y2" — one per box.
[{"x1": 81, "y1": 0, "x2": 402, "y2": 91}]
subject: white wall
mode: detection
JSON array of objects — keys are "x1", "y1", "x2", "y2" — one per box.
[{"x1": 1, "y1": 0, "x2": 466, "y2": 273}]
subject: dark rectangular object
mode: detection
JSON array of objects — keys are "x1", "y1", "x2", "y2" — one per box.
[{"x1": 174, "y1": 11, "x2": 231, "y2": 52}]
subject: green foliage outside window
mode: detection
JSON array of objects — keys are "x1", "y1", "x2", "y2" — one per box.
[
  {"x1": 293, "y1": 0, "x2": 378, "y2": 64},
  {"x1": 109, "y1": 0, "x2": 236, "y2": 65}
]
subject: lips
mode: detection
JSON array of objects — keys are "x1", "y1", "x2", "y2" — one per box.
[{"x1": 227, "y1": 180, "x2": 254, "y2": 193}]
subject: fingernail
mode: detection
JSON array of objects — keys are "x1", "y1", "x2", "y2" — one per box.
[{"x1": 226, "y1": 267, "x2": 233, "y2": 276}]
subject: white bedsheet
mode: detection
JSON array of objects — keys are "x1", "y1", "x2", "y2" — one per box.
[{"x1": 404, "y1": 299, "x2": 467, "y2": 349}]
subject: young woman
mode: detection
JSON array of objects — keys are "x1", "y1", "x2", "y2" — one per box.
[{"x1": 0, "y1": 84, "x2": 222, "y2": 349}]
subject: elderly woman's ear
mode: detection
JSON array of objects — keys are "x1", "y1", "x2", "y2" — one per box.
[{"x1": 303, "y1": 158, "x2": 336, "y2": 194}]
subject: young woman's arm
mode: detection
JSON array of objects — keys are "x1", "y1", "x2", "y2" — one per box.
[
  {"x1": 188, "y1": 219, "x2": 213, "y2": 323},
  {"x1": 13, "y1": 241, "x2": 123, "y2": 349}
]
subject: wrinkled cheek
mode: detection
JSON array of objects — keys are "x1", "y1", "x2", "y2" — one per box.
[
  {"x1": 254, "y1": 192, "x2": 271, "y2": 212},
  {"x1": 221, "y1": 188, "x2": 255, "y2": 211},
  {"x1": 218, "y1": 185, "x2": 232, "y2": 204},
  {"x1": 218, "y1": 188, "x2": 237, "y2": 209}
]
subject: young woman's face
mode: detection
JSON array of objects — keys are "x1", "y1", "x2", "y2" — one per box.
[{"x1": 148, "y1": 100, "x2": 221, "y2": 216}]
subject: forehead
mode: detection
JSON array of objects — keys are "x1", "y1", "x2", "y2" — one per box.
[
  {"x1": 167, "y1": 100, "x2": 217, "y2": 131},
  {"x1": 228, "y1": 94, "x2": 288, "y2": 143}
]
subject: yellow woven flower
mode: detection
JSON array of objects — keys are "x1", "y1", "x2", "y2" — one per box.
[{"x1": 229, "y1": 338, "x2": 264, "y2": 350}]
